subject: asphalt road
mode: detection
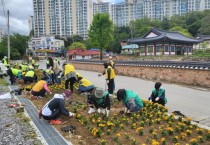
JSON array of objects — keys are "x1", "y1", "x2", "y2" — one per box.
[{"x1": 38, "y1": 60, "x2": 210, "y2": 125}]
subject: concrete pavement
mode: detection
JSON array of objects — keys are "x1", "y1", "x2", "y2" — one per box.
[{"x1": 38, "y1": 59, "x2": 210, "y2": 126}]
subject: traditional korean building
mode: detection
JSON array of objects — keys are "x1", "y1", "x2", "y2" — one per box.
[{"x1": 127, "y1": 28, "x2": 201, "y2": 56}]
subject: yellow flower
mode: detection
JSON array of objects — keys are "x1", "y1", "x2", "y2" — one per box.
[
  {"x1": 116, "y1": 133, "x2": 121, "y2": 138},
  {"x1": 160, "y1": 138, "x2": 165, "y2": 142},
  {"x1": 190, "y1": 138, "x2": 197, "y2": 143},
  {"x1": 198, "y1": 136, "x2": 202, "y2": 139},
  {"x1": 101, "y1": 139, "x2": 105, "y2": 143}
]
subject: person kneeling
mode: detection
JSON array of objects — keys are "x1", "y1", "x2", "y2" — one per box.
[
  {"x1": 117, "y1": 89, "x2": 144, "y2": 113},
  {"x1": 77, "y1": 77, "x2": 94, "y2": 94},
  {"x1": 87, "y1": 87, "x2": 111, "y2": 117},
  {"x1": 31, "y1": 77, "x2": 52, "y2": 99},
  {"x1": 148, "y1": 82, "x2": 167, "y2": 106},
  {"x1": 23, "y1": 69, "x2": 37, "y2": 84},
  {"x1": 39, "y1": 90, "x2": 75, "y2": 125}
]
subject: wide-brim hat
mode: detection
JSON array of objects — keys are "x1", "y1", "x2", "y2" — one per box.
[
  {"x1": 94, "y1": 87, "x2": 105, "y2": 98},
  {"x1": 4, "y1": 56, "x2": 7, "y2": 59},
  {"x1": 109, "y1": 56, "x2": 113, "y2": 59}
]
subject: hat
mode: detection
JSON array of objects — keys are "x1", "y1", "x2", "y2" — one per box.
[
  {"x1": 109, "y1": 56, "x2": 113, "y2": 59},
  {"x1": 63, "y1": 90, "x2": 72, "y2": 98},
  {"x1": 4, "y1": 56, "x2": 7, "y2": 59},
  {"x1": 94, "y1": 87, "x2": 105, "y2": 98}
]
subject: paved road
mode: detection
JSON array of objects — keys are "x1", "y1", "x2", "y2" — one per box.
[{"x1": 38, "y1": 60, "x2": 210, "y2": 125}]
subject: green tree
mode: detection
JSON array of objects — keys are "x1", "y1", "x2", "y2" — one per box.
[
  {"x1": 199, "y1": 13, "x2": 210, "y2": 35},
  {"x1": 170, "y1": 26, "x2": 192, "y2": 38},
  {"x1": 88, "y1": 13, "x2": 113, "y2": 60},
  {"x1": 0, "y1": 34, "x2": 29, "y2": 59},
  {"x1": 161, "y1": 17, "x2": 170, "y2": 30},
  {"x1": 68, "y1": 42, "x2": 86, "y2": 50}
]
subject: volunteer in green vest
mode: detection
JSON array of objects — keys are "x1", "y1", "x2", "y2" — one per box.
[
  {"x1": 87, "y1": 87, "x2": 111, "y2": 116},
  {"x1": 46, "y1": 58, "x2": 50, "y2": 68},
  {"x1": 7, "y1": 68, "x2": 22, "y2": 85},
  {"x1": 98, "y1": 62, "x2": 115, "y2": 94},
  {"x1": 23, "y1": 69, "x2": 37, "y2": 84},
  {"x1": 2, "y1": 56, "x2": 8, "y2": 67},
  {"x1": 148, "y1": 82, "x2": 167, "y2": 106},
  {"x1": 117, "y1": 89, "x2": 144, "y2": 113}
]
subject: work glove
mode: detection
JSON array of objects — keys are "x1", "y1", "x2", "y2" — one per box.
[
  {"x1": 69, "y1": 112, "x2": 75, "y2": 117},
  {"x1": 155, "y1": 97, "x2": 159, "y2": 101},
  {"x1": 101, "y1": 109, "x2": 106, "y2": 115},
  {"x1": 106, "y1": 108, "x2": 110, "y2": 117},
  {"x1": 97, "y1": 108, "x2": 102, "y2": 114},
  {"x1": 106, "y1": 80, "x2": 109, "y2": 84}
]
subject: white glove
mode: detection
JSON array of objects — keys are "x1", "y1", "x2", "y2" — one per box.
[
  {"x1": 101, "y1": 109, "x2": 106, "y2": 115},
  {"x1": 124, "y1": 107, "x2": 128, "y2": 113},
  {"x1": 155, "y1": 97, "x2": 159, "y2": 101},
  {"x1": 106, "y1": 108, "x2": 110, "y2": 117},
  {"x1": 127, "y1": 110, "x2": 131, "y2": 114},
  {"x1": 69, "y1": 112, "x2": 75, "y2": 117},
  {"x1": 97, "y1": 108, "x2": 102, "y2": 114}
]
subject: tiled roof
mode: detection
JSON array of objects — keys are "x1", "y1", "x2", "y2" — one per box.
[{"x1": 128, "y1": 28, "x2": 201, "y2": 45}]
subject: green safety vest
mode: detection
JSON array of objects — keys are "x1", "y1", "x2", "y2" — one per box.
[
  {"x1": 123, "y1": 89, "x2": 143, "y2": 108},
  {"x1": 32, "y1": 60, "x2": 35, "y2": 64},
  {"x1": 46, "y1": 69, "x2": 53, "y2": 74},
  {"x1": 25, "y1": 70, "x2": 34, "y2": 77},
  {"x1": 28, "y1": 65, "x2": 34, "y2": 70},
  {"x1": 95, "y1": 91, "x2": 109, "y2": 105}
]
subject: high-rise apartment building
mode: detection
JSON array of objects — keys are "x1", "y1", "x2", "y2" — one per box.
[
  {"x1": 33, "y1": 0, "x2": 92, "y2": 39},
  {"x1": 32, "y1": 0, "x2": 210, "y2": 38},
  {"x1": 93, "y1": 0, "x2": 112, "y2": 16}
]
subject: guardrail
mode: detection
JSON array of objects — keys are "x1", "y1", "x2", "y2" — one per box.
[{"x1": 70, "y1": 60, "x2": 210, "y2": 70}]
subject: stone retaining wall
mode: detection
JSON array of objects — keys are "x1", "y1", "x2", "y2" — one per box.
[{"x1": 72, "y1": 62, "x2": 210, "y2": 88}]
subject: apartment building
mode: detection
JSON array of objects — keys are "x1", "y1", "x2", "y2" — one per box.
[
  {"x1": 33, "y1": 0, "x2": 93, "y2": 39},
  {"x1": 32, "y1": 0, "x2": 210, "y2": 37},
  {"x1": 93, "y1": 0, "x2": 112, "y2": 16}
]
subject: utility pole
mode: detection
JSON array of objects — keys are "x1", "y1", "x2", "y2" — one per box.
[{"x1": 7, "y1": 10, "x2": 10, "y2": 60}]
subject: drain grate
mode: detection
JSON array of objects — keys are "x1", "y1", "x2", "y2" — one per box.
[{"x1": 18, "y1": 97, "x2": 71, "y2": 145}]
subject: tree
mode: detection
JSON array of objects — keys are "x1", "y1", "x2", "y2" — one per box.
[
  {"x1": 88, "y1": 13, "x2": 113, "y2": 60},
  {"x1": 68, "y1": 42, "x2": 86, "y2": 50},
  {"x1": 199, "y1": 13, "x2": 210, "y2": 35},
  {"x1": 170, "y1": 26, "x2": 192, "y2": 38},
  {"x1": 0, "y1": 34, "x2": 29, "y2": 59},
  {"x1": 161, "y1": 17, "x2": 170, "y2": 30}
]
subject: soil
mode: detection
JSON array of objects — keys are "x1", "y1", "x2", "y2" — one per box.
[{"x1": 14, "y1": 70, "x2": 210, "y2": 145}]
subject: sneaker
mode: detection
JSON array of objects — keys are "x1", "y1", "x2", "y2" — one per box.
[
  {"x1": 50, "y1": 120, "x2": 62, "y2": 125},
  {"x1": 88, "y1": 107, "x2": 95, "y2": 114},
  {"x1": 38, "y1": 110, "x2": 42, "y2": 119}
]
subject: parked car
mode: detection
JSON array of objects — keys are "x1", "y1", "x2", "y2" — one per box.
[{"x1": 0, "y1": 63, "x2": 8, "y2": 77}]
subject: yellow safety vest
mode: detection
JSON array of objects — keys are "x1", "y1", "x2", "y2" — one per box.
[
  {"x1": 25, "y1": 70, "x2": 34, "y2": 77},
  {"x1": 11, "y1": 68, "x2": 21, "y2": 76},
  {"x1": 32, "y1": 60, "x2": 35, "y2": 64},
  {"x1": 32, "y1": 80, "x2": 46, "y2": 92},
  {"x1": 46, "y1": 69, "x2": 53, "y2": 74},
  {"x1": 105, "y1": 66, "x2": 115, "y2": 80},
  {"x1": 3, "y1": 58, "x2": 8, "y2": 65},
  {"x1": 28, "y1": 65, "x2": 34, "y2": 70},
  {"x1": 64, "y1": 64, "x2": 75, "y2": 76},
  {"x1": 80, "y1": 79, "x2": 92, "y2": 87},
  {"x1": 21, "y1": 65, "x2": 28, "y2": 71}
]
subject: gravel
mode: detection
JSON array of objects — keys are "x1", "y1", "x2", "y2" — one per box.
[{"x1": 0, "y1": 99, "x2": 43, "y2": 145}]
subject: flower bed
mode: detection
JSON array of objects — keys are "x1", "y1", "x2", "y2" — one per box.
[{"x1": 22, "y1": 70, "x2": 210, "y2": 145}]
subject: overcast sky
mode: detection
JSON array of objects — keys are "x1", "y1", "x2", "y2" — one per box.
[{"x1": 0, "y1": 0, "x2": 124, "y2": 35}]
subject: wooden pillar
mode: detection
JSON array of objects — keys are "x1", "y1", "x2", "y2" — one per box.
[
  {"x1": 145, "y1": 44, "x2": 147, "y2": 56},
  {"x1": 154, "y1": 43, "x2": 156, "y2": 56},
  {"x1": 169, "y1": 43, "x2": 171, "y2": 55},
  {"x1": 182, "y1": 45, "x2": 184, "y2": 55},
  {"x1": 162, "y1": 43, "x2": 164, "y2": 55},
  {"x1": 187, "y1": 44, "x2": 188, "y2": 55},
  {"x1": 175, "y1": 44, "x2": 176, "y2": 55}
]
